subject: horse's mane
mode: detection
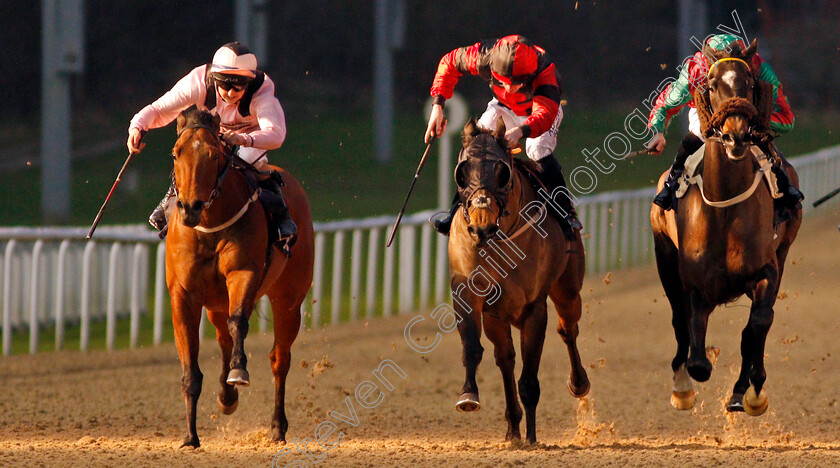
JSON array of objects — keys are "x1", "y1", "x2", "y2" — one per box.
[
  {"x1": 694, "y1": 39, "x2": 773, "y2": 137},
  {"x1": 176, "y1": 105, "x2": 221, "y2": 135}
]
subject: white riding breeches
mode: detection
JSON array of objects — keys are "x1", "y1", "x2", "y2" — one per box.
[
  {"x1": 238, "y1": 147, "x2": 269, "y2": 170},
  {"x1": 688, "y1": 108, "x2": 705, "y2": 142},
  {"x1": 476, "y1": 98, "x2": 563, "y2": 161}
]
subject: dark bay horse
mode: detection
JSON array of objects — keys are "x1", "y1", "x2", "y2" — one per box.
[
  {"x1": 651, "y1": 39, "x2": 801, "y2": 415},
  {"x1": 448, "y1": 119, "x2": 589, "y2": 444},
  {"x1": 167, "y1": 107, "x2": 314, "y2": 446}
]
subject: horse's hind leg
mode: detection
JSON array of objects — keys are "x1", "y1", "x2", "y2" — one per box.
[
  {"x1": 171, "y1": 295, "x2": 204, "y2": 447},
  {"x1": 483, "y1": 315, "x2": 522, "y2": 442},
  {"x1": 267, "y1": 294, "x2": 302, "y2": 443},
  {"x1": 729, "y1": 264, "x2": 778, "y2": 416},
  {"x1": 653, "y1": 233, "x2": 694, "y2": 409},
  {"x1": 518, "y1": 303, "x2": 547, "y2": 444},
  {"x1": 207, "y1": 308, "x2": 239, "y2": 415}
]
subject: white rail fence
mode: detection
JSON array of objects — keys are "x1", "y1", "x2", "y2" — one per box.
[{"x1": 1, "y1": 145, "x2": 839, "y2": 355}]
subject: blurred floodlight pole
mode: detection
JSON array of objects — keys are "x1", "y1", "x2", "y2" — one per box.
[
  {"x1": 235, "y1": 0, "x2": 268, "y2": 65},
  {"x1": 41, "y1": 0, "x2": 84, "y2": 223},
  {"x1": 373, "y1": 0, "x2": 405, "y2": 163}
]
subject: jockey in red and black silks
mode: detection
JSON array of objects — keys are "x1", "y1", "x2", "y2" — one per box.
[{"x1": 425, "y1": 35, "x2": 581, "y2": 237}]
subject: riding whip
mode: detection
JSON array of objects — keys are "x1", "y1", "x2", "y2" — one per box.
[
  {"x1": 813, "y1": 187, "x2": 840, "y2": 208},
  {"x1": 386, "y1": 136, "x2": 437, "y2": 248},
  {"x1": 86, "y1": 149, "x2": 139, "y2": 239},
  {"x1": 623, "y1": 148, "x2": 653, "y2": 159}
]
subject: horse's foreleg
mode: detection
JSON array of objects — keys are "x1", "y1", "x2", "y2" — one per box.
[
  {"x1": 172, "y1": 296, "x2": 203, "y2": 448},
  {"x1": 549, "y1": 285, "x2": 589, "y2": 398},
  {"x1": 518, "y1": 304, "x2": 547, "y2": 444},
  {"x1": 484, "y1": 315, "x2": 522, "y2": 442},
  {"x1": 226, "y1": 307, "x2": 251, "y2": 385},
  {"x1": 731, "y1": 265, "x2": 778, "y2": 416},
  {"x1": 225, "y1": 272, "x2": 261, "y2": 386},
  {"x1": 455, "y1": 298, "x2": 483, "y2": 413},
  {"x1": 268, "y1": 301, "x2": 302, "y2": 443},
  {"x1": 208, "y1": 309, "x2": 238, "y2": 415},
  {"x1": 686, "y1": 290, "x2": 714, "y2": 382}
]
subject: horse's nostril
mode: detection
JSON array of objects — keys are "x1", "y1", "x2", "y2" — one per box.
[
  {"x1": 176, "y1": 200, "x2": 183, "y2": 209},
  {"x1": 468, "y1": 226, "x2": 475, "y2": 235},
  {"x1": 191, "y1": 201, "x2": 203, "y2": 212}
]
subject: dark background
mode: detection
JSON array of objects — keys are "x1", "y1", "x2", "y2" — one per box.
[{"x1": 3, "y1": 0, "x2": 838, "y2": 121}]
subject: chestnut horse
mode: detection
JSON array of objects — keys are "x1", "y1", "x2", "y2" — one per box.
[
  {"x1": 166, "y1": 107, "x2": 314, "y2": 446},
  {"x1": 651, "y1": 39, "x2": 801, "y2": 415},
  {"x1": 448, "y1": 119, "x2": 589, "y2": 444}
]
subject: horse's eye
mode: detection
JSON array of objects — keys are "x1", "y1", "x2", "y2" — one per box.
[{"x1": 172, "y1": 152, "x2": 178, "y2": 160}]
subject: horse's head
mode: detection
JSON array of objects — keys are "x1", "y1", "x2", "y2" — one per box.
[
  {"x1": 172, "y1": 106, "x2": 227, "y2": 227},
  {"x1": 454, "y1": 119, "x2": 513, "y2": 246},
  {"x1": 701, "y1": 39, "x2": 761, "y2": 160}
]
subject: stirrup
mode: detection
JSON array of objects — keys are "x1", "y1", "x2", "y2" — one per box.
[
  {"x1": 149, "y1": 207, "x2": 167, "y2": 232},
  {"x1": 429, "y1": 211, "x2": 453, "y2": 236}
]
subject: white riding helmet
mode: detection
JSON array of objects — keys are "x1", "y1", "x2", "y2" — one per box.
[{"x1": 210, "y1": 42, "x2": 257, "y2": 78}]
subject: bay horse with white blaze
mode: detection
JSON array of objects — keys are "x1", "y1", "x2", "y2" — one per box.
[
  {"x1": 167, "y1": 107, "x2": 314, "y2": 446},
  {"x1": 651, "y1": 39, "x2": 801, "y2": 415},
  {"x1": 448, "y1": 119, "x2": 589, "y2": 444}
]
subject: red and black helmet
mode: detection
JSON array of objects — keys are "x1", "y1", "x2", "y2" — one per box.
[{"x1": 490, "y1": 35, "x2": 539, "y2": 85}]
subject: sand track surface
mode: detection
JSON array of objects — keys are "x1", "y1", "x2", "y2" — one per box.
[{"x1": 2, "y1": 211, "x2": 840, "y2": 467}]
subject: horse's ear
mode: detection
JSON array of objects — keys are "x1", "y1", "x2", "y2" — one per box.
[
  {"x1": 211, "y1": 113, "x2": 221, "y2": 133},
  {"x1": 493, "y1": 117, "x2": 507, "y2": 149},
  {"x1": 462, "y1": 118, "x2": 480, "y2": 148},
  {"x1": 742, "y1": 38, "x2": 758, "y2": 61},
  {"x1": 176, "y1": 112, "x2": 187, "y2": 134}
]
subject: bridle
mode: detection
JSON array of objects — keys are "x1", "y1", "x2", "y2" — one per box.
[
  {"x1": 174, "y1": 123, "x2": 233, "y2": 211},
  {"x1": 703, "y1": 57, "x2": 769, "y2": 148},
  {"x1": 457, "y1": 137, "x2": 514, "y2": 228}
]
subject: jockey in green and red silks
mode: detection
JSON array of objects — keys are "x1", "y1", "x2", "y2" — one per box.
[
  {"x1": 425, "y1": 35, "x2": 581, "y2": 237},
  {"x1": 646, "y1": 33, "x2": 802, "y2": 214},
  {"x1": 648, "y1": 34, "x2": 794, "y2": 139}
]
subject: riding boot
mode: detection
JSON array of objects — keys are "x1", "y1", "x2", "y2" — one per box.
[
  {"x1": 432, "y1": 192, "x2": 462, "y2": 236},
  {"x1": 535, "y1": 154, "x2": 583, "y2": 238},
  {"x1": 759, "y1": 143, "x2": 804, "y2": 225},
  {"x1": 149, "y1": 181, "x2": 176, "y2": 232},
  {"x1": 653, "y1": 133, "x2": 704, "y2": 210},
  {"x1": 259, "y1": 171, "x2": 298, "y2": 248}
]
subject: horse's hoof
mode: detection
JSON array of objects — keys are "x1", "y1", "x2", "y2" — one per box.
[
  {"x1": 217, "y1": 394, "x2": 239, "y2": 415},
  {"x1": 180, "y1": 435, "x2": 200, "y2": 448},
  {"x1": 269, "y1": 427, "x2": 286, "y2": 443},
  {"x1": 568, "y1": 376, "x2": 590, "y2": 398},
  {"x1": 670, "y1": 389, "x2": 696, "y2": 410},
  {"x1": 456, "y1": 392, "x2": 481, "y2": 412},
  {"x1": 226, "y1": 368, "x2": 250, "y2": 386},
  {"x1": 726, "y1": 393, "x2": 745, "y2": 412},
  {"x1": 687, "y1": 358, "x2": 713, "y2": 382},
  {"x1": 743, "y1": 386, "x2": 769, "y2": 416}
]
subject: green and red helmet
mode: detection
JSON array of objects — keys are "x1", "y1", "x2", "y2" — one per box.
[{"x1": 490, "y1": 35, "x2": 539, "y2": 85}]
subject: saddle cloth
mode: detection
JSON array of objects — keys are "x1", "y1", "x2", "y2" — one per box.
[{"x1": 675, "y1": 144, "x2": 783, "y2": 200}]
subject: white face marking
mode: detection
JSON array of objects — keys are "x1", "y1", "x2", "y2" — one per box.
[
  {"x1": 721, "y1": 69, "x2": 737, "y2": 90},
  {"x1": 192, "y1": 140, "x2": 201, "y2": 151}
]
